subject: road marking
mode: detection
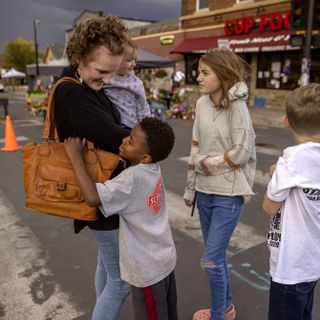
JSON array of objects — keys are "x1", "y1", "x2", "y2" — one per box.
[
  {"x1": 14, "y1": 119, "x2": 44, "y2": 125},
  {"x1": 255, "y1": 145, "x2": 282, "y2": 157},
  {"x1": 0, "y1": 190, "x2": 85, "y2": 319},
  {"x1": 254, "y1": 169, "x2": 271, "y2": 186},
  {"x1": 177, "y1": 156, "x2": 189, "y2": 162},
  {"x1": 229, "y1": 266, "x2": 269, "y2": 291},
  {"x1": 166, "y1": 190, "x2": 203, "y2": 242},
  {"x1": 179, "y1": 145, "x2": 282, "y2": 163},
  {"x1": 178, "y1": 156, "x2": 271, "y2": 186},
  {"x1": 0, "y1": 119, "x2": 43, "y2": 127},
  {"x1": 0, "y1": 136, "x2": 29, "y2": 143},
  {"x1": 166, "y1": 190, "x2": 266, "y2": 257}
]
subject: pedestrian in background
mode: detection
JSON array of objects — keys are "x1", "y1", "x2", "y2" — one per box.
[
  {"x1": 103, "y1": 38, "x2": 150, "y2": 130},
  {"x1": 184, "y1": 48, "x2": 256, "y2": 320},
  {"x1": 263, "y1": 83, "x2": 320, "y2": 320},
  {"x1": 64, "y1": 117, "x2": 178, "y2": 320},
  {"x1": 54, "y1": 16, "x2": 130, "y2": 320}
]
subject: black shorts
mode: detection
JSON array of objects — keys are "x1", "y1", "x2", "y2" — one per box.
[{"x1": 130, "y1": 271, "x2": 178, "y2": 320}]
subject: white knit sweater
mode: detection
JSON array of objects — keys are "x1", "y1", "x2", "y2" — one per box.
[{"x1": 184, "y1": 82, "x2": 256, "y2": 203}]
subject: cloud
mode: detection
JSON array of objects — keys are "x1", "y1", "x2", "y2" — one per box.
[{"x1": 0, "y1": 0, "x2": 180, "y2": 52}]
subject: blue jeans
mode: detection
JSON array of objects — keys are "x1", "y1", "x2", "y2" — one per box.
[
  {"x1": 268, "y1": 279, "x2": 317, "y2": 320},
  {"x1": 91, "y1": 229, "x2": 130, "y2": 320},
  {"x1": 197, "y1": 192, "x2": 244, "y2": 320}
]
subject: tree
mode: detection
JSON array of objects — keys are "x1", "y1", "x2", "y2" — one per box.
[{"x1": 3, "y1": 38, "x2": 42, "y2": 73}]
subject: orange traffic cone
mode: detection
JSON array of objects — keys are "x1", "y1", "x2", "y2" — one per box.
[{"x1": 1, "y1": 115, "x2": 21, "y2": 151}]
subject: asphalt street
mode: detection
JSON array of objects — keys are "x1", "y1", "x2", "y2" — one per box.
[{"x1": 0, "y1": 92, "x2": 319, "y2": 319}]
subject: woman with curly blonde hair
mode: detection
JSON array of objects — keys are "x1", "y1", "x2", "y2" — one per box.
[{"x1": 55, "y1": 16, "x2": 130, "y2": 320}]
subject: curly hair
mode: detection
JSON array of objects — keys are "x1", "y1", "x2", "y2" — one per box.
[
  {"x1": 140, "y1": 118, "x2": 175, "y2": 163},
  {"x1": 199, "y1": 48, "x2": 250, "y2": 109},
  {"x1": 67, "y1": 16, "x2": 128, "y2": 67},
  {"x1": 285, "y1": 83, "x2": 320, "y2": 136}
]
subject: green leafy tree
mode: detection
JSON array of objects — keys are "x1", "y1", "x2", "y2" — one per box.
[{"x1": 3, "y1": 38, "x2": 42, "y2": 73}]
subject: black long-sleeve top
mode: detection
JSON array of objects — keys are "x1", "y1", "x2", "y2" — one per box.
[{"x1": 55, "y1": 66, "x2": 130, "y2": 233}]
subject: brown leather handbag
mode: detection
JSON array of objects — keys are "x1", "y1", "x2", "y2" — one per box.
[{"x1": 22, "y1": 77, "x2": 124, "y2": 220}]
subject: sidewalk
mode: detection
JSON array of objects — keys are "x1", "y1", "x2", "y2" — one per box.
[{"x1": 249, "y1": 105, "x2": 285, "y2": 129}]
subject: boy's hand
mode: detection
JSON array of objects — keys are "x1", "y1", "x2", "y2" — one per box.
[
  {"x1": 64, "y1": 137, "x2": 101, "y2": 207},
  {"x1": 269, "y1": 164, "x2": 276, "y2": 178},
  {"x1": 64, "y1": 137, "x2": 85, "y2": 162}
]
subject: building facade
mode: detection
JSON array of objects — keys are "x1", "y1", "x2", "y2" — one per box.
[{"x1": 130, "y1": 0, "x2": 320, "y2": 108}]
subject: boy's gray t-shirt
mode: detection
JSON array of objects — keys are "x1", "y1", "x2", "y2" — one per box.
[{"x1": 96, "y1": 163, "x2": 177, "y2": 288}]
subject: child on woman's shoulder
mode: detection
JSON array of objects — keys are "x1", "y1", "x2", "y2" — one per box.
[
  {"x1": 103, "y1": 38, "x2": 150, "y2": 129},
  {"x1": 263, "y1": 83, "x2": 320, "y2": 320}
]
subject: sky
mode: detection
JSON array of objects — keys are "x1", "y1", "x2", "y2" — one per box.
[{"x1": 0, "y1": 0, "x2": 181, "y2": 53}]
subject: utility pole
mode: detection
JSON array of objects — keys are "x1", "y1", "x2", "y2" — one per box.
[
  {"x1": 33, "y1": 19, "x2": 40, "y2": 77},
  {"x1": 300, "y1": 0, "x2": 314, "y2": 86}
]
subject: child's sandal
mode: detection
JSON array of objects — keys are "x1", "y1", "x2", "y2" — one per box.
[
  {"x1": 224, "y1": 304, "x2": 236, "y2": 320},
  {"x1": 192, "y1": 305, "x2": 236, "y2": 320},
  {"x1": 192, "y1": 309, "x2": 211, "y2": 320}
]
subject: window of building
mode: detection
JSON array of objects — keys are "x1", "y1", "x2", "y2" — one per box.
[
  {"x1": 196, "y1": 0, "x2": 209, "y2": 11},
  {"x1": 185, "y1": 53, "x2": 201, "y2": 85},
  {"x1": 256, "y1": 52, "x2": 301, "y2": 90},
  {"x1": 310, "y1": 49, "x2": 320, "y2": 83},
  {"x1": 255, "y1": 50, "x2": 320, "y2": 89}
]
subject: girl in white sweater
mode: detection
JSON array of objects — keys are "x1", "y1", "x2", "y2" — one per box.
[{"x1": 184, "y1": 48, "x2": 256, "y2": 320}]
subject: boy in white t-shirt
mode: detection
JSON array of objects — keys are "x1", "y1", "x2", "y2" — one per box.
[
  {"x1": 64, "y1": 117, "x2": 178, "y2": 320},
  {"x1": 263, "y1": 83, "x2": 320, "y2": 320}
]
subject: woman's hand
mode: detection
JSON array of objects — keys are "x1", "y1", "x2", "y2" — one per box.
[
  {"x1": 184, "y1": 199, "x2": 194, "y2": 207},
  {"x1": 64, "y1": 137, "x2": 85, "y2": 162}
]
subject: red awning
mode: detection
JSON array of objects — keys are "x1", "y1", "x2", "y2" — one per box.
[
  {"x1": 171, "y1": 31, "x2": 296, "y2": 54},
  {"x1": 171, "y1": 37, "x2": 218, "y2": 53}
]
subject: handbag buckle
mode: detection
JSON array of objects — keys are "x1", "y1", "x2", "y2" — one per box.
[{"x1": 57, "y1": 177, "x2": 67, "y2": 192}]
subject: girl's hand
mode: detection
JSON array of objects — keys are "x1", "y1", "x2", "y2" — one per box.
[
  {"x1": 184, "y1": 199, "x2": 194, "y2": 207},
  {"x1": 64, "y1": 137, "x2": 85, "y2": 162}
]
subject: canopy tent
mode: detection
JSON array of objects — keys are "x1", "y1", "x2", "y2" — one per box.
[
  {"x1": 2, "y1": 68, "x2": 26, "y2": 78},
  {"x1": 136, "y1": 48, "x2": 175, "y2": 69},
  {"x1": 26, "y1": 63, "x2": 68, "y2": 90}
]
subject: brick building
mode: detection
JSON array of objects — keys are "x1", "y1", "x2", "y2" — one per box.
[{"x1": 129, "y1": 0, "x2": 320, "y2": 108}]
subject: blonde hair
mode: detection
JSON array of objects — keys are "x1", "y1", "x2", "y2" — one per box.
[
  {"x1": 67, "y1": 16, "x2": 127, "y2": 67},
  {"x1": 126, "y1": 38, "x2": 138, "y2": 52},
  {"x1": 199, "y1": 48, "x2": 249, "y2": 108},
  {"x1": 285, "y1": 83, "x2": 320, "y2": 136},
  {"x1": 124, "y1": 38, "x2": 138, "y2": 58}
]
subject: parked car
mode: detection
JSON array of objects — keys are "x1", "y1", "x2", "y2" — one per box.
[{"x1": 0, "y1": 82, "x2": 4, "y2": 92}]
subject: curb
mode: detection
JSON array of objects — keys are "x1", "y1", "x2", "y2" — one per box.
[{"x1": 249, "y1": 107, "x2": 284, "y2": 129}]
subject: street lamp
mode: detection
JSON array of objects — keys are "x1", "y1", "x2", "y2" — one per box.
[
  {"x1": 299, "y1": 0, "x2": 314, "y2": 86},
  {"x1": 33, "y1": 19, "x2": 40, "y2": 77}
]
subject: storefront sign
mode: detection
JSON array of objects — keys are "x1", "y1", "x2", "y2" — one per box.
[
  {"x1": 224, "y1": 11, "x2": 291, "y2": 36},
  {"x1": 160, "y1": 35, "x2": 175, "y2": 45},
  {"x1": 224, "y1": 33, "x2": 293, "y2": 53}
]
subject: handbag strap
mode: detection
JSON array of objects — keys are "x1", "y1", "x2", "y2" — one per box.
[{"x1": 42, "y1": 76, "x2": 83, "y2": 140}]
